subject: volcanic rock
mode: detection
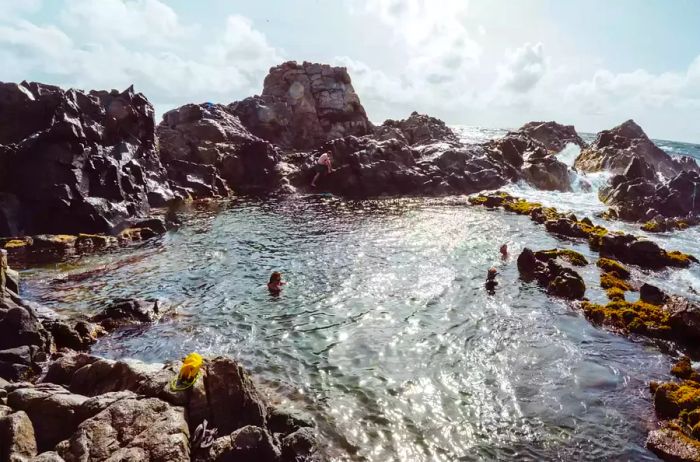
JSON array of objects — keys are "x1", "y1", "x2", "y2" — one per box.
[
  {"x1": 230, "y1": 61, "x2": 372, "y2": 149},
  {"x1": 0, "y1": 82, "x2": 177, "y2": 237},
  {"x1": 515, "y1": 121, "x2": 586, "y2": 153},
  {"x1": 575, "y1": 119, "x2": 699, "y2": 177}
]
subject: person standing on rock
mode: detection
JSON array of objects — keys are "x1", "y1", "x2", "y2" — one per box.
[{"x1": 311, "y1": 151, "x2": 334, "y2": 187}]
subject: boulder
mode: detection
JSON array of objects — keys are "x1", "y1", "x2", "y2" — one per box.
[
  {"x1": 376, "y1": 112, "x2": 459, "y2": 146},
  {"x1": 640, "y1": 283, "x2": 668, "y2": 306},
  {"x1": 7, "y1": 384, "x2": 87, "y2": 451},
  {"x1": 0, "y1": 410, "x2": 37, "y2": 462},
  {"x1": 42, "y1": 353, "x2": 100, "y2": 387},
  {"x1": 575, "y1": 119, "x2": 699, "y2": 177},
  {"x1": 157, "y1": 103, "x2": 282, "y2": 195},
  {"x1": 647, "y1": 427, "x2": 700, "y2": 462},
  {"x1": 194, "y1": 425, "x2": 279, "y2": 462},
  {"x1": 517, "y1": 248, "x2": 586, "y2": 300},
  {"x1": 41, "y1": 320, "x2": 101, "y2": 352},
  {"x1": 280, "y1": 427, "x2": 317, "y2": 462},
  {"x1": 90, "y1": 298, "x2": 167, "y2": 331},
  {"x1": 0, "y1": 82, "x2": 176, "y2": 237},
  {"x1": 56, "y1": 397, "x2": 189, "y2": 462},
  {"x1": 196, "y1": 357, "x2": 268, "y2": 435},
  {"x1": 514, "y1": 121, "x2": 586, "y2": 153},
  {"x1": 666, "y1": 296, "x2": 700, "y2": 346},
  {"x1": 0, "y1": 346, "x2": 43, "y2": 382},
  {"x1": 230, "y1": 61, "x2": 372, "y2": 149},
  {"x1": 521, "y1": 154, "x2": 572, "y2": 192}
]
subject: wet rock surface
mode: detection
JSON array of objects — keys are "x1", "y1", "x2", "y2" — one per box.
[
  {"x1": 575, "y1": 119, "x2": 699, "y2": 177},
  {"x1": 516, "y1": 248, "x2": 586, "y2": 299},
  {"x1": 513, "y1": 121, "x2": 586, "y2": 153}
]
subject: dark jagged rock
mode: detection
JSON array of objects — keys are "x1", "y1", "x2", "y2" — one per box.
[
  {"x1": 514, "y1": 121, "x2": 586, "y2": 153},
  {"x1": 90, "y1": 298, "x2": 167, "y2": 331},
  {"x1": 575, "y1": 119, "x2": 699, "y2": 177},
  {"x1": 600, "y1": 157, "x2": 700, "y2": 222},
  {"x1": 158, "y1": 103, "x2": 283, "y2": 196},
  {"x1": 517, "y1": 248, "x2": 586, "y2": 299},
  {"x1": 230, "y1": 61, "x2": 372, "y2": 149},
  {"x1": 0, "y1": 81, "x2": 177, "y2": 237},
  {"x1": 376, "y1": 111, "x2": 459, "y2": 146},
  {"x1": 42, "y1": 320, "x2": 102, "y2": 352}
]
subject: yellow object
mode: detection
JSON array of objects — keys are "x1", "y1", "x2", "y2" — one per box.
[{"x1": 170, "y1": 352, "x2": 203, "y2": 391}]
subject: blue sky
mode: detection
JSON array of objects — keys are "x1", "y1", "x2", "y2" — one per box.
[{"x1": 2, "y1": 0, "x2": 700, "y2": 142}]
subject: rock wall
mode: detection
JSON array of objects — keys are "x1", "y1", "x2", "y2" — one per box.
[
  {"x1": 0, "y1": 82, "x2": 175, "y2": 237},
  {"x1": 157, "y1": 103, "x2": 284, "y2": 195},
  {"x1": 230, "y1": 61, "x2": 372, "y2": 149}
]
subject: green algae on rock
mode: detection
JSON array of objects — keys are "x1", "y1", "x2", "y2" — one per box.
[
  {"x1": 534, "y1": 249, "x2": 588, "y2": 267},
  {"x1": 468, "y1": 191, "x2": 698, "y2": 271},
  {"x1": 596, "y1": 258, "x2": 631, "y2": 279}
]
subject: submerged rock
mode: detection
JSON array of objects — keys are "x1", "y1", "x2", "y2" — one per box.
[{"x1": 90, "y1": 298, "x2": 168, "y2": 331}]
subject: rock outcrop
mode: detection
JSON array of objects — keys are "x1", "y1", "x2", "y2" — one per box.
[
  {"x1": 575, "y1": 119, "x2": 699, "y2": 177},
  {"x1": 375, "y1": 111, "x2": 459, "y2": 146},
  {"x1": 0, "y1": 82, "x2": 176, "y2": 237},
  {"x1": 514, "y1": 121, "x2": 586, "y2": 153},
  {"x1": 157, "y1": 103, "x2": 284, "y2": 196},
  {"x1": 230, "y1": 61, "x2": 372, "y2": 149},
  {"x1": 601, "y1": 158, "x2": 700, "y2": 222},
  {"x1": 517, "y1": 247, "x2": 586, "y2": 299}
]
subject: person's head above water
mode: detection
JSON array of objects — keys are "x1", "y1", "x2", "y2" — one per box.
[
  {"x1": 487, "y1": 267, "x2": 498, "y2": 280},
  {"x1": 500, "y1": 244, "x2": 508, "y2": 256},
  {"x1": 269, "y1": 271, "x2": 282, "y2": 284}
]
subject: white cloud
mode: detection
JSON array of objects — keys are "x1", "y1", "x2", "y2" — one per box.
[
  {"x1": 0, "y1": 1, "x2": 282, "y2": 116},
  {"x1": 565, "y1": 57, "x2": 700, "y2": 115},
  {"x1": 497, "y1": 42, "x2": 547, "y2": 93},
  {"x1": 359, "y1": 0, "x2": 481, "y2": 88}
]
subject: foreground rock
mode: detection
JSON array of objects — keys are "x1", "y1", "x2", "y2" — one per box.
[
  {"x1": 230, "y1": 61, "x2": 372, "y2": 150},
  {"x1": 648, "y1": 359, "x2": 700, "y2": 462},
  {"x1": 575, "y1": 119, "x2": 699, "y2": 177},
  {"x1": 0, "y1": 82, "x2": 176, "y2": 237}
]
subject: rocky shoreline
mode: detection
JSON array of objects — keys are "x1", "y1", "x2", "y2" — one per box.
[{"x1": 2, "y1": 59, "x2": 700, "y2": 460}]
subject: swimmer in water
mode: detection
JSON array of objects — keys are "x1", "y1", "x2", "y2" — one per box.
[
  {"x1": 268, "y1": 271, "x2": 286, "y2": 293},
  {"x1": 500, "y1": 243, "x2": 508, "y2": 259},
  {"x1": 485, "y1": 267, "x2": 498, "y2": 295}
]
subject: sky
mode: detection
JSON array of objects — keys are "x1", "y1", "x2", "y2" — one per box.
[{"x1": 1, "y1": 0, "x2": 700, "y2": 143}]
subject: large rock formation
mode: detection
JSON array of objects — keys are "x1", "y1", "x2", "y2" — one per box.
[
  {"x1": 230, "y1": 61, "x2": 372, "y2": 149},
  {"x1": 514, "y1": 121, "x2": 586, "y2": 153},
  {"x1": 575, "y1": 119, "x2": 699, "y2": 177},
  {"x1": 157, "y1": 103, "x2": 284, "y2": 196},
  {"x1": 600, "y1": 157, "x2": 700, "y2": 222},
  {"x1": 0, "y1": 82, "x2": 176, "y2": 237}
]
